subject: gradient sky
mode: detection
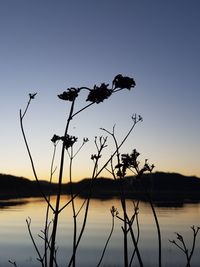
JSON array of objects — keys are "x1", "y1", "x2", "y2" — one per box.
[{"x1": 0, "y1": 0, "x2": 200, "y2": 182}]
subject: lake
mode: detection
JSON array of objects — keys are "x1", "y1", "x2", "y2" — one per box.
[{"x1": 0, "y1": 196, "x2": 199, "y2": 267}]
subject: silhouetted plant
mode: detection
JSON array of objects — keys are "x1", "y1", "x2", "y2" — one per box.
[
  {"x1": 169, "y1": 226, "x2": 200, "y2": 267},
  {"x1": 96, "y1": 206, "x2": 118, "y2": 267},
  {"x1": 8, "y1": 260, "x2": 18, "y2": 267},
  {"x1": 18, "y1": 74, "x2": 200, "y2": 267},
  {"x1": 101, "y1": 124, "x2": 157, "y2": 267},
  {"x1": 20, "y1": 74, "x2": 140, "y2": 267}
]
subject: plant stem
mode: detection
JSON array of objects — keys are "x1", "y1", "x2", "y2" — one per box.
[
  {"x1": 26, "y1": 217, "x2": 45, "y2": 267},
  {"x1": 142, "y1": 181, "x2": 162, "y2": 267},
  {"x1": 20, "y1": 110, "x2": 54, "y2": 212},
  {"x1": 121, "y1": 195, "x2": 129, "y2": 267},
  {"x1": 111, "y1": 129, "x2": 128, "y2": 267},
  {"x1": 49, "y1": 100, "x2": 75, "y2": 267},
  {"x1": 68, "y1": 139, "x2": 105, "y2": 267},
  {"x1": 44, "y1": 144, "x2": 57, "y2": 267},
  {"x1": 129, "y1": 201, "x2": 140, "y2": 267},
  {"x1": 96, "y1": 214, "x2": 115, "y2": 267},
  {"x1": 69, "y1": 147, "x2": 77, "y2": 267}
]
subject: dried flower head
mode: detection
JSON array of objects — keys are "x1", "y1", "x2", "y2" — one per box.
[
  {"x1": 83, "y1": 137, "x2": 89, "y2": 143},
  {"x1": 110, "y1": 206, "x2": 119, "y2": 217},
  {"x1": 139, "y1": 159, "x2": 155, "y2": 176},
  {"x1": 112, "y1": 74, "x2": 136, "y2": 90},
  {"x1": 116, "y1": 149, "x2": 140, "y2": 176},
  {"x1": 29, "y1": 93, "x2": 37, "y2": 99},
  {"x1": 175, "y1": 232, "x2": 183, "y2": 242},
  {"x1": 51, "y1": 134, "x2": 61, "y2": 143},
  {"x1": 115, "y1": 149, "x2": 155, "y2": 178},
  {"x1": 91, "y1": 154, "x2": 101, "y2": 160},
  {"x1": 86, "y1": 83, "x2": 112, "y2": 103},
  {"x1": 58, "y1": 88, "x2": 80, "y2": 101},
  {"x1": 60, "y1": 135, "x2": 78, "y2": 149}
]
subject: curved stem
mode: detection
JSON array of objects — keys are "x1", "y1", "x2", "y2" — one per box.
[
  {"x1": 20, "y1": 110, "x2": 54, "y2": 212},
  {"x1": 26, "y1": 217, "x2": 45, "y2": 267},
  {"x1": 21, "y1": 98, "x2": 31, "y2": 119},
  {"x1": 142, "y1": 181, "x2": 162, "y2": 267},
  {"x1": 96, "y1": 214, "x2": 115, "y2": 267}
]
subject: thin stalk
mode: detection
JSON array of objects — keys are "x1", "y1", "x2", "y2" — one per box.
[
  {"x1": 59, "y1": 190, "x2": 84, "y2": 213},
  {"x1": 121, "y1": 195, "x2": 129, "y2": 267},
  {"x1": 21, "y1": 97, "x2": 31, "y2": 119},
  {"x1": 101, "y1": 121, "x2": 144, "y2": 266},
  {"x1": 20, "y1": 111, "x2": 54, "y2": 212},
  {"x1": 72, "y1": 102, "x2": 94, "y2": 118},
  {"x1": 181, "y1": 239, "x2": 190, "y2": 267},
  {"x1": 116, "y1": 208, "x2": 143, "y2": 267},
  {"x1": 68, "y1": 140, "x2": 105, "y2": 267},
  {"x1": 129, "y1": 201, "x2": 140, "y2": 267},
  {"x1": 8, "y1": 260, "x2": 18, "y2": 267},
  {"x1": 69, "y1": 146, "x2": 77, "y2": 267},
  {"x1": 109, "y1": 128, "x2": 129, "y2": 267},
  {"x1": 170, "y1": 227, "x2": 200, "y2": 267},
  {"x1": 44, "y1": 143, "x2": 57, "y2": 267},
  {"x1": 49, "y1": 99, "x2": 75, "y2": 267},
  {"x1": 76, "y1": 199, "x2": 87, "y2": 217},
  {"x1": 67, "y1": 181, "x2": 94, "y2": 267},
  {"x1": 26, "y1": 217, "x2": 45, "y2": 267},
  {"x1": 188, "y1": 227, "x2": 199, "y2": 264},
  {"x1": 96, "y1": 213, "x2": 115, "y2": 267},
  {"x1": 127, "y1": 216, "x2": 143, "y2": 267},
  {"x1": 142, "y1": 181, "x2": 161, "y2": 267}
]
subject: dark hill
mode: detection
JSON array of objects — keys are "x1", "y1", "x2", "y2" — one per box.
[
  {"x1": 0, "y1": 173, "x2": 57, "y2": 199},
  {"x1": 1, "y1": 172, "x2": 200, "y2": 202},
  {"x1": 63, "y1": 172, "x2": 200, "y2": 202},
  {"x1": 126, "y1": 172, "x2": 200, "y2": 202}
]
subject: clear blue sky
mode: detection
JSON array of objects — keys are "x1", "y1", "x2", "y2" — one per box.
[{"x1": 0, "y1": 0, "x2": 200, "y2": 181}]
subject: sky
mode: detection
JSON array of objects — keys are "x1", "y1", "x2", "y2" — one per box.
[{"x1": 0, "y1": 0, "x2": 200, "y2": 182}]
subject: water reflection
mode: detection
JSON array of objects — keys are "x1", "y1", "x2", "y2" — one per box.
[
  {"x1": 0, "y1": 199, "x2": 28, "y2": 210},
  {"x1": 0, "y1": 196, "x2": 199, "y2": 267}
]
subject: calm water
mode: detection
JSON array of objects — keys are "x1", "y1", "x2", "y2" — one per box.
[{"x1": 0, "y1": 196, "x2": 200, "y2": 267}]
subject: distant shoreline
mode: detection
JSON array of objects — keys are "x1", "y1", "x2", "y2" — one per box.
[{"x1": 0, "y1": 172, "x2": 200, "y2": 204}]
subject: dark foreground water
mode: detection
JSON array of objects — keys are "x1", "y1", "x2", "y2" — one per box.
[{"x1": 0, "y1": 196, "x2": 199, "y2": 267}]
